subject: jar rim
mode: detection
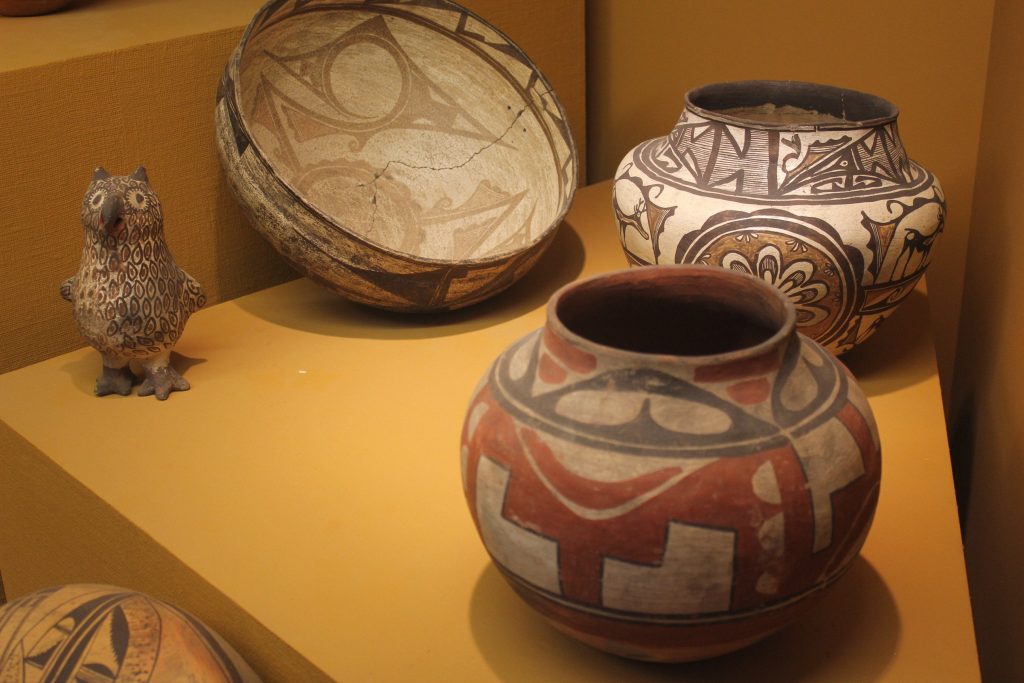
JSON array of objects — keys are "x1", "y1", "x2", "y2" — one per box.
[
  {"x1": 685, "y1": 80, "x2": 899, "y2": 131},
  {"x1": 547, "y1": 264, "x2": 798, "y2": 365}
]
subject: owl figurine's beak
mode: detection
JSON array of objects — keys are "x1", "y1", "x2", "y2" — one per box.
[{"x1": 99, "y1": 193, "x2": 125, "y2": 236}]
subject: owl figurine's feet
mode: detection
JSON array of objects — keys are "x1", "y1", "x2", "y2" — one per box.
[
  {"x1": 95, "y1": 365, "x2": 135, "y2": 397},
  {"x1": 139, "y1": 364, "x2": 190, "y2": 401}
]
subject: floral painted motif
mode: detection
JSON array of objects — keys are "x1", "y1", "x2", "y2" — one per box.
[{"x1": 721, "y1": 245, "x2": 830, "y2": 326}]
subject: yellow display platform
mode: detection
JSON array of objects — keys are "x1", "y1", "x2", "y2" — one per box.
[{"x1": 0, "y1": 182, "x2": 979, "y2": 681}]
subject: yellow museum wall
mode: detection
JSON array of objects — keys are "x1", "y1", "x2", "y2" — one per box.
[
  {"x1": 0, "y1": 27, "x2": 296, "y2": 375},
  {"x1": 952, "y1": 0, "x2": 1024, "y2": 678},
  {"x1": 0, "y1": 0, "x2": 586, "y2": 375},
  {"x1": 585, "y1": 0, "x2": 995, "y2": 406}
]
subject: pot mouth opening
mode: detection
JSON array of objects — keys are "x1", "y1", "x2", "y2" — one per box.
[
  {"x1": 686, "y1": 80, "x2": 899, "y2": 129},
  {"x1": 551, "y1": 266, "x2": 795, "y2": 359}
]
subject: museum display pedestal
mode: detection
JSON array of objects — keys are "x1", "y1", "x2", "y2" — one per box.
[{"x1": 0, "y1": 182, "x2": 980, "y2": 681}]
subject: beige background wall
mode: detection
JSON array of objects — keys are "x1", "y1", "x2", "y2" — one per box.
[
  {"x1": 586, "y1": 0, "x2": 995, "y2": 406},
  {"x1": 952, "y1": 0, "x2": 1024, "y2": 678}
]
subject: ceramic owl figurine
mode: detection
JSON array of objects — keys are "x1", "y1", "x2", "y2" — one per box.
[{"x1": 61, "y1": 166, "x2": 206, "y2": 400}]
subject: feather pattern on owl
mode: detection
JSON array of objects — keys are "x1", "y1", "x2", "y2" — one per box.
[{"x1": 62, "y1": 166, "x2": 206, "y2": 399}]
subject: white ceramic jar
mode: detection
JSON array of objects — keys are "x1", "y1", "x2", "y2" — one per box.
[{"x1": 613, "y1": 80, "x2": 944, "y2": 354}]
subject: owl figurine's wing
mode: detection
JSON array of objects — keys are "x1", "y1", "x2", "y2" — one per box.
[
  {"x1": 180, "y1": 270, "x2": 207, "y2": 315},
  {"x1": 60, "y1": 276, "x2": 75, "y2": 302}
]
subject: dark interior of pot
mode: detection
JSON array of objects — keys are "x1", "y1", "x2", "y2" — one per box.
[
  {"x1": 556, "y1": 268, "x2": 792, "y2": 356},
  {"x1": 687, "y1": 80, "x2": 898, "y2": 126}
]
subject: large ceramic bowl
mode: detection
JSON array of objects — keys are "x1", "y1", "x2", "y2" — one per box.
[{"x1": 216, "y1": 0, "x2": 578, "y2": 311}]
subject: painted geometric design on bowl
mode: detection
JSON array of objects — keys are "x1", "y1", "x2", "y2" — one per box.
[
  {"x1": 0, "y1": 586, "x2": 260, "y2": 683},
  {"x1": 234, "y1": 1, "x2": 571, "y2": 262},
  {"x1": 639, "y1": 113, "x2": 931, "y2": 205}
]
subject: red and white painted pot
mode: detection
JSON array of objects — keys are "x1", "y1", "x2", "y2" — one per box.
[{"x1": 461, "y1": 265, "x2": 881, "y2": 661}]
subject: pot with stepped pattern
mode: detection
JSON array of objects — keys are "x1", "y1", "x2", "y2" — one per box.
[
  {"x1": 613, "y1": 80, "x2": 944, "y2": 354},
  {"x1": 460, "y1": 265, "x2": 881, "y2": 661}
]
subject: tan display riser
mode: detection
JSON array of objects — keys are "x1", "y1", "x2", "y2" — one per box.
[{"x1": 0, "y1": 182, "x2": 979, "y2": 681}]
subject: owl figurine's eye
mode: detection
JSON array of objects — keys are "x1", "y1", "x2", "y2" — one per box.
[
  {"x1": 127, "y1": 191, "x2": 148, "y2": 211},
  {"x1": 88, "y1": 190, "x2": 105, "y2": 209}
]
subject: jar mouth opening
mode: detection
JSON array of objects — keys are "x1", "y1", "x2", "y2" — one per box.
[
  {"x1": 685, "y1": 80, "x2": 899, "y2": 129},
  {"x1": 550, "y1": 265, "x2": 796, "y2": 360}
]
